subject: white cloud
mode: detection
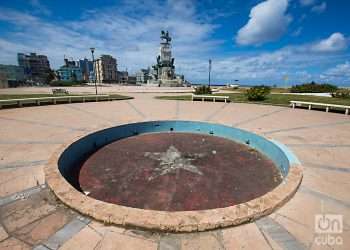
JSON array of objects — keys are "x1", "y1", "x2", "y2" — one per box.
[
  {"x1": 300, "y1": 0, "x2": 316, "y2": 6},
  {"x1": 0, "y1": 1, "x2": 349, "y2": 85},
  {"x1": 0, "y1": 1, "x2": 220, "y2": 72},
  {"x1": 178, "y1": 44, "x2": 349, "y2": 84},
  {"x1": 311, "y1": 33, "x2": 348, "y2": 52},
  {"x1": 323, "y1": 61, "x2": 350, "y2": 78},
  {"x1": 29, "y1": 0, "x2": 51, "y2": 16},
  {"x1": 311, "y1": 2, "x2": 327, "y2": 14},
  {"x1": 236, "y1": 0, "x2": 292, "y2": 46},
  {"x1": 300, "y1": 0, "x2": 327, "y2": 14}
]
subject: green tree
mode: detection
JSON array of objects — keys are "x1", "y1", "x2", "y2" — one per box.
[{"x1": 45, "y1": 69, "x2": 56, "y2": 84}]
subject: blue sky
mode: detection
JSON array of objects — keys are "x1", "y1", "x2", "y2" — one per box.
[{"x1": 0, "y1": 0, "x2": 349, "y2": 85}]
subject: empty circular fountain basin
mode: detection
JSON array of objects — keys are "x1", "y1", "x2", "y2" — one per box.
[{"x1": 45, "y1": 121, "x2": 302, "y2": 232}]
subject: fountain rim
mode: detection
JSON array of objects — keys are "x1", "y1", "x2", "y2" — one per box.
[{"x1": 45, "y1": 120, "x2": 303, "y2": 232}]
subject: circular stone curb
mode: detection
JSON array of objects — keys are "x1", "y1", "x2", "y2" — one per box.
[{"x1": 45, "y1": 121, "x2": 303, "y2": 232}]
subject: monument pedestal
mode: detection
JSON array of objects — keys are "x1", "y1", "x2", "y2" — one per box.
[
  {"x1": 148, "y1": 30, "x2": 185, "y2": 87},
  {"x1": 147, "y1": 78, "x2": 184, "y2": 87}
]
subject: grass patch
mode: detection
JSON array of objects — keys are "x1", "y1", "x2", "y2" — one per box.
[
  {"x1": 0, "y1": 94, "x2": 66, "y2": 100},
  {"x1": 221, "y1": 87, "x2": 290, "y2": 93},
  {"x1": 156, "y1": 93, "x2": 350, "y2": 106},
  {"x1": 0, "y1": 93, "x2": 132, "y2": 100}
]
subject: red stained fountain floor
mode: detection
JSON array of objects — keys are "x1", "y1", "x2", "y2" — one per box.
[{"x1": 78, "y1": 132, "x2": 282, "y2": 211}]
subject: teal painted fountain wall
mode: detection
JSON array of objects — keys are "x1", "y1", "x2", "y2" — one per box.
[{"x1": 58, "y1": 121, "x2": 300, "y2": 186}]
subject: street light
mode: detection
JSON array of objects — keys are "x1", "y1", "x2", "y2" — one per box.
[
  {"x1": 208, "y1": 59, "x2": 212, "y2": 87},
  {"x1": 284, "y1": 75, "x2": 289, "y2": 90},
  {"x1": 90, "y1": 47, "x2": 97, "y2": 95}
]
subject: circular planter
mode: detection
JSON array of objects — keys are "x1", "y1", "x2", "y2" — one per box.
[{"x1": 45, "y1": 120, "x2": 303, "y2": 232}]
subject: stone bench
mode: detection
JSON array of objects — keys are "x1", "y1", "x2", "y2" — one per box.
[
  {"x1": 290, "y1": 101, "x2": 349, "y2": 115},
  {"x1": 0, "y1": 95, "x2": 112, "y2": 109},
  {"x1": 192, "y1": 94, "x2": 230, "y2": 103}
]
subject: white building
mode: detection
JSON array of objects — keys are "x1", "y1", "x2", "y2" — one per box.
[{"x1": 94, "y1": 55, "x2": 118, "y2": 83}]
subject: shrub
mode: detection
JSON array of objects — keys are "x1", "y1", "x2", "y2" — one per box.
[
  {"x1": 245, "y1": 85, "x2": 271, "y2": 101},
  {"x1": 331, "y1": 89, "x2": 350, "y2": 99},
  {"x1": 45, "y1": 69, "x2": 56, "y2": 84},
  {"x1": 194, "y1": 85, "x2": 212, "y2": 95},
  {"x1": 290, "y1": 82, "x2": 337, "y2": 93}
]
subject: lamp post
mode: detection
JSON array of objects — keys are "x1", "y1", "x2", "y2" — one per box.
[
  {"x1": 208, "y1": 59, "x2": 212, "y2": 87},
  {"x1": 90, "y1": 47, "x2": 97, "y2": 95},
  {"x1": 284, "y1": 75, "x2": 289, "y2": 90}
]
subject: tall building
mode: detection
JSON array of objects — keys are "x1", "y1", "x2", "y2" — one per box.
[
  {"x1": 77, "y1": 58, "x2": 93, "y2": 81},
  {"x1": 94, "y1": 55, "x2": 117, "y2": 83},
  {"x1": 17, "y1": 53, "x2": 51, "y2": 84},
  {"x1": 0, "y1": 71, "x2": 8, "y2": 88},
  {"x1": 57, "y1": 59, "x2": 83, "y2": 82},
  {"x1": 0, "y1": 64, "x2": 25, "y2": 88}
]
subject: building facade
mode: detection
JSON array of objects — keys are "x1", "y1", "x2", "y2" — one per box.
[
  {"x1": 128, "y1": 76, "x2": 137, "y2": 85},
  {"x1": 57, "y1": 59, "x2": 83, "y2": 82},
  {"x1": 89, "y1": 71, "x2": 96, "y2": 82},
  {"x1": 77, "y1": 58, "x2": 93, "y2": 81},
  {"x1": 0, "y1": 64, "x2": 25, "y2": 88},
  {"x1": 0, "y1": 71, "x2": 8, "y2": 88},
  {"x1": 117, "y1": 71, "x2": 128, "y2": 84},
  {"x1": 94, "y1": 55, "x2": 117, "y2": 83},
  {"x1": 17, "y1": 53, "x2": 51, "y2": 84},
  {"x1": 136, "y1": 68, "x2": 150, "y2": 84}
]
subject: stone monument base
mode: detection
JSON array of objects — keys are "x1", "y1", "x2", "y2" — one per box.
[{"x1": 147, "y1": 79, "x2": 184, "y2": 87}]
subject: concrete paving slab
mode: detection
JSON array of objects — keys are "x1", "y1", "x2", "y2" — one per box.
[
  {"x1": 97, "y1": 231, "x2": 158, "y2": 250},
  {"x1": 158, "y1": 234, "x2": 181, "y2": 250},
  {"x1": 1, "y1": 192, "x2": 57, "y2": 233},
  {"x1": 256, "y1": 216, "x2": 307, "y2": 250},
  {"x1": 59, "y1": 225, "x2": 102, "y2": 250},
  {"x1": 181, "y1": 232, "x2": 224, "y2": 250},
  {"x1": 0, "y1": 225, "x2": 9, "y2": 241},
  {"x1": 0, "y1": 166, "x2": 45, "y2": 197},
  {"x1": 269, "y1": 124, "x2": 350, "y2": 151},
  {"x1": 0, "y1": 237, "x2": 31, "y2": 250},
  {"x1": 301, "y1": 167, "x2": 350, "y2": 202},
  {"x1": 13, "y1": 210, "x2": 74, "y2": 245},
  {"x1": 175, "y1": 101, "x2": 225, "y2": 121},
  {"x1": 239, "y1": 107, "x2": 349, "y2": 134},
  {"x1": 222, "y1": 222, "x2": 271, "y2": 249},
  {"x1": 44, "y1": 217, "x2": 90, "y2": 250},
  {"x1": 0, "y1": 92, "x2": 349, "y2": 249},
  {"x1": 0, "y1": 144, "x2": 61, "y2": 169},
  {"x1": 0, "y1": 185, "x2": 44, "y2": 207},
  {"x1": 272, "y1": 190, "x2": 349, "y2": 248},
  {"x1": 0, "y1": 160, "x2": 48, "y2": 171}
]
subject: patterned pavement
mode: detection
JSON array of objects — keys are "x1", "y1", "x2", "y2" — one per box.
[{"x1": 0, "y1": 92, "x2": 349, "y2": 249}]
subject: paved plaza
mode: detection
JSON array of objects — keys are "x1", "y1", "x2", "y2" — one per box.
[{"x1": 0, "y1": 91, "x2": 349, "y2": 249}]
